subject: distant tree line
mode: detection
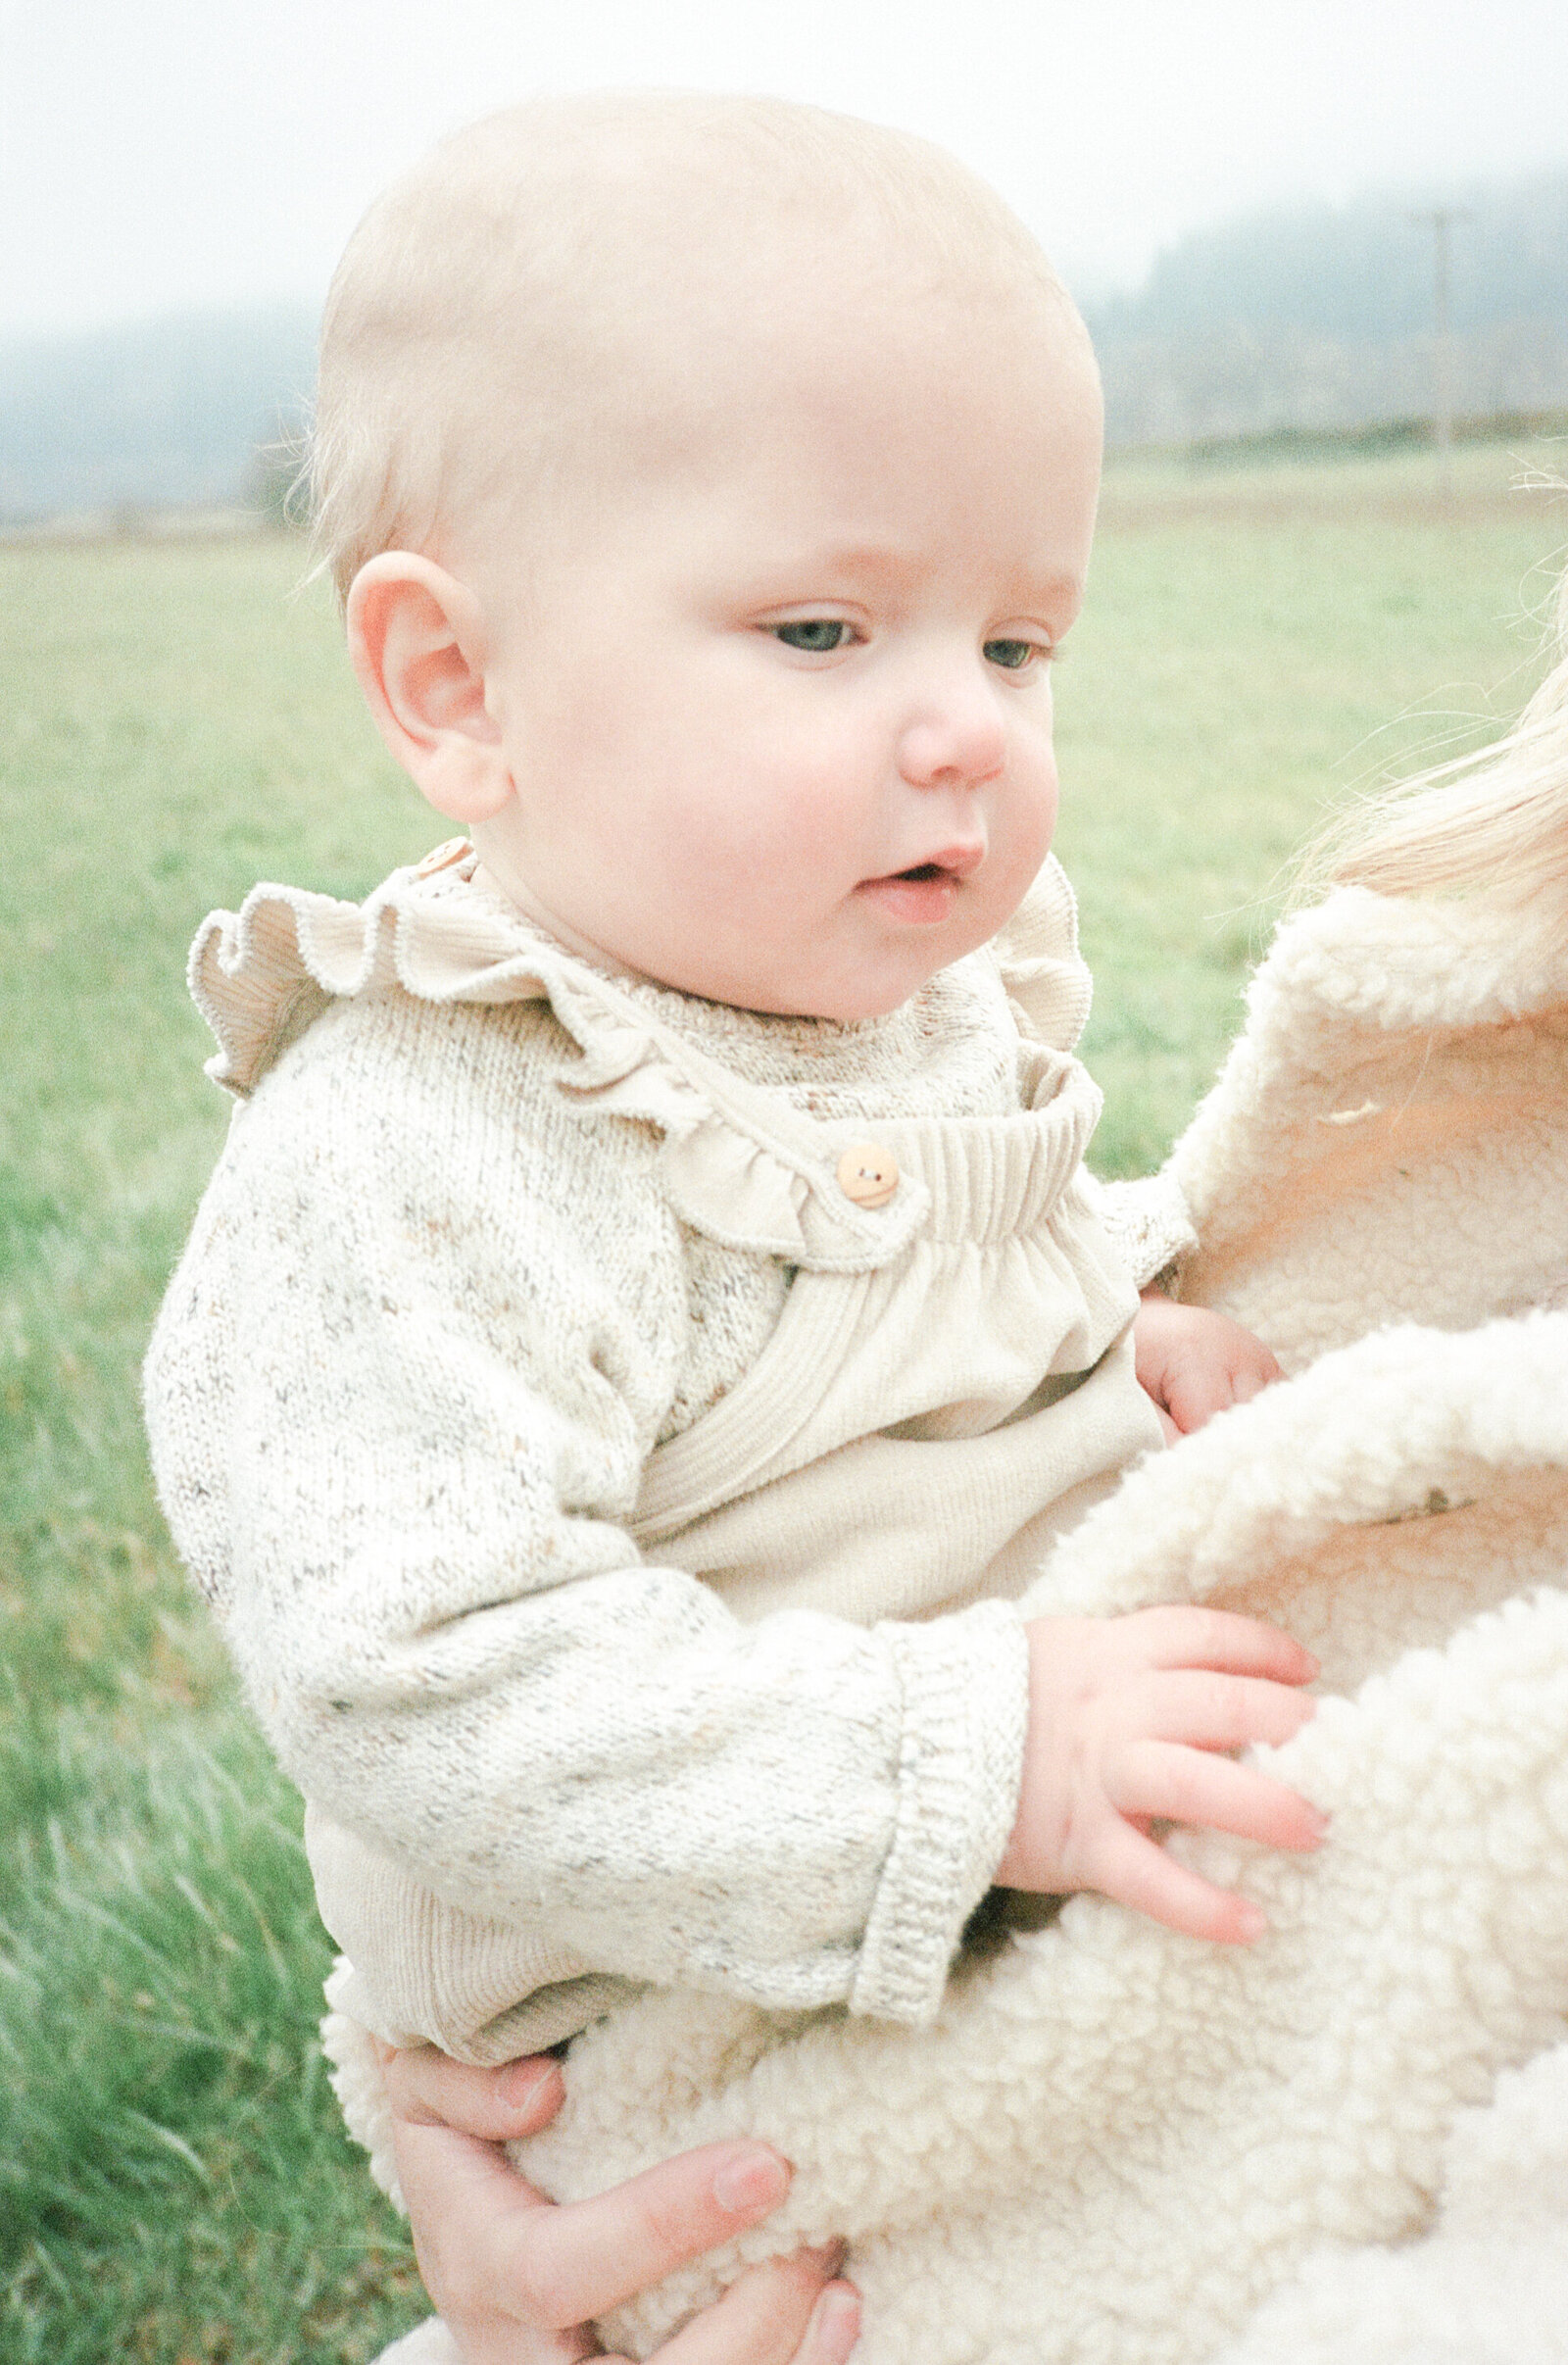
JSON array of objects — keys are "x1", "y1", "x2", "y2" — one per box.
[
  {"x1": 1, "y1": 175, "x2": 1565, "y2": 523},
  {"x1": 1084, "y1": 175, "x2": 1568, "y2": 445},
  {"x1": 0, "y1": 305, "x2": 317, "y2": 523}
]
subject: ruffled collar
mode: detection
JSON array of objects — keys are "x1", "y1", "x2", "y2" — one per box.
[{"x1": 187, "y1": 849, "x2": 1097, "y2": 1272}]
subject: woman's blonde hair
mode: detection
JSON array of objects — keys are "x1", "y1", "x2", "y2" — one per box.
[{"x1": 1313, "y1": 539, "x2": 1568, "y2": 916}]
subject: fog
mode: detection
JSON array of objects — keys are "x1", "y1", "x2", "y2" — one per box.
[{"x1": 7, "y1": 0, "x2": 1568, "y2": 337}]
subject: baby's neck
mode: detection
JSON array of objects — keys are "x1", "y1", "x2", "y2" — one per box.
[
  {"x1": 468, "y1": 848, "x2": 931, "y2": 1029},
  {"x1": 468, "y1": 857, "x2": 908, "y2": 1037},
  {"x1": 471, "y1": 857, "x2": 666, "y2": 991}
]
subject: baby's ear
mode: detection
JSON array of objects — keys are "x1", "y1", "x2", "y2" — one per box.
[{"x1": 346, "y1": 554, "x2": 512, "y2": 821}]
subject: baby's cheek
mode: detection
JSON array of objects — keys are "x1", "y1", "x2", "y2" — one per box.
[
  {"x1": 784, "y1": 766, "x2": 874, "y2": 866},
  {"x1": 760, "y1": 807, "x2": 882, "y2": 931}
]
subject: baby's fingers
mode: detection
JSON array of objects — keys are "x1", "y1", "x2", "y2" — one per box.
[
  {"x1": 1126, "y1": 1606, "x2": 1318, "y2": 1686},
  {"x1": 1089, "y1": 1819, "x2": 1271, "y2": 1946},
  {"x1": 1111, "y1": 1741, "x2": 1327, "y2": 1854},
  {"x1": 1141, "y1": 1668, "x2": 1318, "y2": 1752}
]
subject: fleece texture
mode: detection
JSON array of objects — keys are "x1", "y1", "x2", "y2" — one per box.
[{"x1": 425, "y1": 882, "x2": 1568, "y2": 2362}]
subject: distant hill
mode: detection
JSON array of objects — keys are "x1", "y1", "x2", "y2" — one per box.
[
  {"x1": 0, "y1": 304, "x2": 317, "y2": 523},
  {"x1": 2, "y1": 173, "x2": 1566, "y2": 521},
  {"x1": 1086, "y1": 175, "x2": 1568, "y2": 445}
]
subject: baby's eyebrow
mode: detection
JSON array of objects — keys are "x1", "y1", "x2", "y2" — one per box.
[
  {"x1": 741, "y1": 544, "x2": 1082, "y2": 613},
  {"x1": 747, "y1": 540, "x2": 926, "y2": 592}
]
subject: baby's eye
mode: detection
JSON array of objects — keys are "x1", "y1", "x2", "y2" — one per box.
[
  {"x1": 770, "y1": 619, "x2": 855, "y2": 653},
  {"x1": 983, "y1": 637, "x2": 1043, "y2": 671}
]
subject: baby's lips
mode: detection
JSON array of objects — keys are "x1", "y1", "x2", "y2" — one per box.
[{"x1": 879, "y1": 841, "x2": 985, "y2": 883}]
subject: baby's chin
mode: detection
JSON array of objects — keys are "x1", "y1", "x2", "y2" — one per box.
[
  {"x1": 739, "y1": 918, "x2": 1021, "y2": 1021},
  {"x1": 708, "y1": 949, "x2": 981, "y2": 1023},
  {"x1": 470, "y1": 851, "x2": 997, "y2": 1016},
  {"x1": 625, "y1": 953, "x2": 931, "y2": 1023}
]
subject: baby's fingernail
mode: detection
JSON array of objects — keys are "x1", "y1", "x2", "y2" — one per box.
[
  {"x1": 798, "y1": 2239, "x2": 849, "y2": 2278},
  {"x1": 1236, "y1": 1901, "x2": 1267, "y2": 1942},
  {"x1": 808, "y1": 2283, "x2": 862, "y2": 2361},
  {"x1": 711, "y1": 2143, "x2": 791, "y2": 2215}
]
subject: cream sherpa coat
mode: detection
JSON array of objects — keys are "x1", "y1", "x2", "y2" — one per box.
[{"x1": 336, "y1": 877, "x2": 1568, "y2": 2363}]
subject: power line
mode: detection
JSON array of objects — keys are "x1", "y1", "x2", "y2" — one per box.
[{"x1": 1410, "y1": 207, "x2": 1473, "y2": 494}]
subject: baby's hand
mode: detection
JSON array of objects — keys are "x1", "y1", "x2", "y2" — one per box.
[
  {"x1": 994, "y1": 1607, "x2": 1323, "y2": 1942},
  {"x1": 1134, "y1": 1290, "x2": 1281, "y2": 1440}
]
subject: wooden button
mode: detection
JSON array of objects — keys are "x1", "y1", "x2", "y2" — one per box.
[
  {"x1": 836, "y1": 1141, "x2": 899, "y2": 1208},
  {"x1": 416, "y1": 836, "x2": 472, "y2": 878}
]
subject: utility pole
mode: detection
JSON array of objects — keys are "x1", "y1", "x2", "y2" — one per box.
[{"x1": 1411, "y1": 207, "x2": 1471, "y2": 496}]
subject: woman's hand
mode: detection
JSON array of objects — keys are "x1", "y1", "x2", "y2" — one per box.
[{"x1": 384, "y1": 2045, "x2": 860, "y2": 2364}]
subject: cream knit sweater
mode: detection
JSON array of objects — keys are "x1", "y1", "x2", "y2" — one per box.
[
  {"x1": 145, "y1": 852, "x2": 1181, "y2": 2060},
  {"x1": 329, "y1": 878, "x2": 1568, "y2": 2365}
]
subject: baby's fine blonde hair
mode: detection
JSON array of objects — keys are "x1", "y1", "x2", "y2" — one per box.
[
  {"x1": 1315, "y1": 546, "x2": 1568, "y2": 919},
  {"x1": 311, "y1": 92, "x2": 1080, "y2": 604}
]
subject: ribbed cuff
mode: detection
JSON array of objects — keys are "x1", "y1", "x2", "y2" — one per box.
[{"x1": 848, "y1": 1600, "x2": 1030, "y2": 2024}]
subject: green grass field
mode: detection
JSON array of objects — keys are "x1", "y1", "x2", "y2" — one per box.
[{"x1": 2, "y1": 441, "x2": 1564, "y2": 2362}]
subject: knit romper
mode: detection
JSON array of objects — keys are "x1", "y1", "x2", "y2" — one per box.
[{"x1": 148, "y1": 849, "x2": 1177, "y2": 2064}]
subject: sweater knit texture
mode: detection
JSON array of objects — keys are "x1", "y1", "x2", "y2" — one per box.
[
  {"x1": 144, "y1": 851, "x2": 1181, "y2": 2064},
  {"x1": 329, "y1": 878, "x2": 1568, "y2": 2364}
]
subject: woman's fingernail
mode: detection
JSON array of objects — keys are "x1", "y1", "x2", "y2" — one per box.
[
  {"x1": 808, "y1": 2283, "x2": 861, "y2": 2361},
  {"x1": 798, "y1": 2239, "x2": 849, "y2": 2278},
  {"x1": 501, "y1": 2059, "x2": 560, "y2": 2112},
  {"x1": 711, "y1": 2143, "x2": 791, "y2": 2215}
]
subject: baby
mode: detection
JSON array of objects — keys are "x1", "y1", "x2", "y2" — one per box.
[{"x1": 145, "y1": 91, "x2": 1321, "y2": 2336}]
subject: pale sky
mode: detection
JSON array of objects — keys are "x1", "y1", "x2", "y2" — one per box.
[{"x1": 5, "y1": 0, "x2": 1568, "y2": 338}]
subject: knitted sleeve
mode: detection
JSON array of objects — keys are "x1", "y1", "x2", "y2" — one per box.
[
  {"x1": 1085, "y1": 1171, "x2": 1200, "y2": 1293},
  {"x1": 145, "y1": 991, "x2": 1023, "y2": 2026}
]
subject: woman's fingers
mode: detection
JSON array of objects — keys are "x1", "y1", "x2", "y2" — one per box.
[
  {"x1": 385, "y1": 2045, "x2": 832, "y2": 2360},
  {"x1": 397, "y1": 2114, "x2": 808, "y2": 2347},
  {"x1": 801, "y1": 2287, "x2": 861, "y2": 2365},
  {"x1": 633, "y1": 2246, "x2": 858, "y2": 2364},
  {"x1": 1110, "y1": 1740, "x2": 1327, "y2": 1852},
  {"x1": 485, "y1": 2142, "x2": 794, "y2": 2332},
  {"x1": 794, "y1": 2283, "x2": 861, "y2": 2364},
  {"x1": 384, "y1": 2044, "x2": 566, "y2": 2140},
  {"x1": 394, "y1": 2115, "x2": 559, "y2": 2305}
]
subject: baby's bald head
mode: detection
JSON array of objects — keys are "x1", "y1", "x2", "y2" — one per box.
[{"x1": 312, "y1": 93, "x2": 1094, "y2": 600}]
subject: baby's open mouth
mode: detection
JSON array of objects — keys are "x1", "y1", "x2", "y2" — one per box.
[{"x1": 858, "y1": 857, "x2": 975, "y2": 924}]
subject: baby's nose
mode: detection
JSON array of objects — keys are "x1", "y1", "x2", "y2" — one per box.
[{"x1": 897, "y1": 685, "x2": 1006, "y2": 787}]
